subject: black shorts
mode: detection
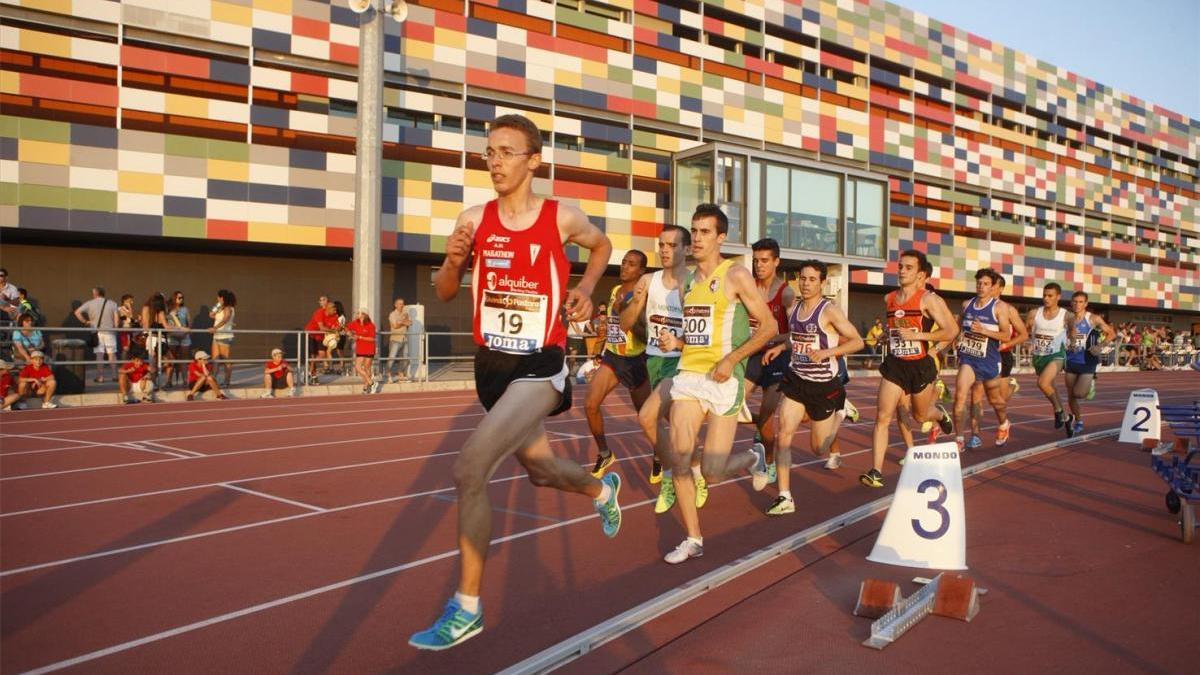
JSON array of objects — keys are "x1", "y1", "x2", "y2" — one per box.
[
  {"x1": 190, "y1": 381, "x2": 211, "y2": 392},
  {"x1": 1000, "y1": 351, "x2": 1015, "y2": 378},
  {"x1": 270, "y1": 373, "x2": 291, "y2": 390},
  {"x1": 601, "y1": 351, "x2": 648, "y2": 390},
  {"x1": 780, "y1": 373, "x2": 846, "y2": 422},
  {"x1": 474, "y1": 346, "x2": 572, "y2": 417},
  {"x1": 745, "y1": 348, "x2": 789, "y2": 388},
  {"x1": 879, "y1": 355, "x2": 938, "y2": 396}
]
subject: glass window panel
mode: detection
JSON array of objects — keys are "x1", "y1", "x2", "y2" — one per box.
[
  {"x1": 717, "y1": 153, "x2": 745, "y2": 244},
  {"x1": 675, "y1": 153, "x2": 713, "y2": 226},
  {"x1": 849, "y1": 179, "x2": 885, "y2": 258},
  {"x1": 747, "y1": 160, "x2": 762, "y2": 243},
  {"x1": 764, "y1": 164, "x2": 789, "y2": 246},
  {"x1": 790, "y1": 168, "x2": 840, "y2": 253}
]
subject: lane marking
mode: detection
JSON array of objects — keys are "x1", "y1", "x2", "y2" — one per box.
[
  {"x1": 219, "y1": 484, "x2": 326, "y2": 513},
  {"x1": 431, "y1": 493, "x2": 562, "y2": 524}
]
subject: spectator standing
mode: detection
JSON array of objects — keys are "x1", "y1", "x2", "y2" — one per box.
[
  {"x1": 347, "y1": 308, "x2": 379, "y2": 394},
  {"x1": 186, "y1": 351, "x2": 225, "y2": 401},
  {"x1": 12, "y1": 314, "x2": 47, "y2": 363},
  {"x1": 165, "y1": 291, "x2": 191, "y2": 388},
  {"x1": 260, "y1": 348, "x2": 296, "y2": 398},
  {"x1": 208, "y1": 289, "x2": 236, "y2": 388},
  {"x1": 73, "y1": 287, "x2": 119, "y2": 382},
  {"x1": 0, "y1": 268, "x2": 19, "y2": 320},
  {"x1": 18, "y1": 350, "x2": 56, "y2": 408},
  {"x1": 116, "y1": 294, "x2": 139, "y2": 359},
  {"x1": 0, "y1": 360, "x2": 19, "y2": 411},
  {"x1": 305, "y1": 296, "x2": 331, "y2": 383},
  {"x1": 387, "y1": 298, "x2": 412, "y2": 382},
  {"x1": 118, "y1": 352, "x2": 155, "y2": 404},
  {"x1": 588, "y1": 302, "x2": 608, "y2": 356},
  {"x1": 330, "y1": 299, "x2": 349, "y2": 372},
  {"x1": 865, "y1": 318, "x2": 884, "y2": 359},
  {"x1": 139, "y1": 292, "x2": 168, "y2": 375}
]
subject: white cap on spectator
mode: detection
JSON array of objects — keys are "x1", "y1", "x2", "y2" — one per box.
[
  {"x1": 0, "y1": 360, "x2": 10, "y2": 370},
  {"x1": 195, "y1": 350, "x2": 210, "y2": 360},
  {"x1": 29, "y1": 350, "x2": 44, "y2": 359},
  {"x1": 271, "y1": 348, "x2": 283, "y2": 356},
  {"x1": 359, "y1": 307, "x2": 369, "y2": 314}
]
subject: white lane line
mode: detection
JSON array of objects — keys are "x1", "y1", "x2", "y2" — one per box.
[
  {"x1": 116, "y1": 443, "x2": 190, "y2": 459},
  {"x1": 0, "y1": 429, "x2": 647, "y2": 519},
  {"x1": 141, "y1": 441, "x2": 205, "y2": 458},
  {"x1": 0, "y1": 410, "x2": 1103, "y2": 577},
  {"x1": 0, "y1": 412, "x2": 643, "y2": 482},
  {"x1": 219, "y1": 484, "x2": 326, "y2": 513}
]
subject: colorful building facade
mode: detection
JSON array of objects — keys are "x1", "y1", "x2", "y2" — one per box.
[{"x1": 2, "y1": 0, "x2": 1198, "y2": 311}]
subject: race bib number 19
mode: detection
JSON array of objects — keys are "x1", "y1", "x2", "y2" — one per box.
[{"x1": 481, "y1": 290, "x2": 547, "y2": 354}]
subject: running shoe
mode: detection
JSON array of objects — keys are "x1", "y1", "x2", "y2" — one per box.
[
  {"x1": 1054, "y1": 409, "x2": 1065, "y2": 429},
  {"x1": 844, "y1": 399, "x2": 861, "y2": 423},
  {"x1": 1072, "y1": 420, "x2": 1084, "y2": 436},
  {"x1": 1086, "y1": 380, "x2": 1096, "y2": 401},
  {"x1": 967, "y1": 435, "x2": 983, "y2": 449},
  {"x1": 649, "y1": 459, "x2": 663, "y2": 485},
  {"x1": 921, "y1": 420, "x2": 935, "y2": 434},
  {"x1": 859, "y1": 468, "x2": 884, "y2": 488},
  {"x1": 372, "y1": 381, "x2": 382, "y2": 394},
  {"x1": 695, "y1": 472, "x2": 709, "y2": 509},
  {"x1": 654, "y1": 474, "x2": 675, "y2": 514},
  {"x1": 824, "y1": 453, "x2": 842, "y2": 470},
  {"x1": 1064, "y1": 414, "x2": 1076, "y2": 438},
  {"x1": 595, "y1": 473, "x2": 622, "y2": 538},
  {"x1": 590, "y1": 451, "x2": 615, "y2": 478},
  {"x1": 259, "y1": 392, "x2": 274, "y2": 399},
  {"x1": 749, "y1": 443, "x2": 769, "y2": 491},
  {"x1": 766, "y1": 462, "x2": 778, "y2": 484},
  {"x1": 1008, "y1": 377, "x2": 1020, "y2": 396},
  {"x1": 43, "y1": 401, "x2": 58, "y2": 409},
  {"x1": 409, "y1": 598, "x2": 483, "y2": 651},
  {"x1": 995, "y1": 420, "x2": 1011, "y2": 447},
  {"x1": 766, "y1": 495, "x2": 795, "y2": 516},
  {"x1": 936, "y1": 378, "x2": 951, "y2": 403},
  {"x1": 288, "y1": 387, "x2": 298, "y2": 398},
  {"x1": 936, "y1": 404, "x2": 954, "y2": 435},
  {"x1": 664, "y1": 538, "x2": 703, "y2": 564}
]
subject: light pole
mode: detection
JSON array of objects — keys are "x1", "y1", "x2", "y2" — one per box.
[{"x1": 349, "y1": 0, "x2": 407, "y2": 327}]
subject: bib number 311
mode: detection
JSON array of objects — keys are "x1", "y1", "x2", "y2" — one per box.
[{"x1": 911, "y1": 478, "x2": 950, "y2": 540}]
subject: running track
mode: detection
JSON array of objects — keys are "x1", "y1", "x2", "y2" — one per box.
[{"x1": 1, "y1": 371, "x2": 1195, "y2": 672}]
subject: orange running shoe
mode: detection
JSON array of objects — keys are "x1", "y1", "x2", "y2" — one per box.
[{"x1": 996, "y1": 420, "x2": 1011, "y2": 447}]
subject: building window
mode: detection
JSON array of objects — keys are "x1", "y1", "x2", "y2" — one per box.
[
  {"x1": 675, "y1": 152, "x2": 713, "y2": 229},
  {"x1": 790, "y1": 168, "x2": 840, "y2": 253},
  {"x1": 717, "y1": 153, "x2": 745, "y2": 244},
  {"x1": 747, "y1": 160, "x2": 762, "y2": 242},
  {"x1": 847, "y1": 178, "x2": 885, "y2": 258},
  {"x1": 764, "y1": 163, "x2": 789, "y2": 245}
]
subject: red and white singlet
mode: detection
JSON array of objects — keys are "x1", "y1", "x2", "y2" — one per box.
[{"x1": 471, "y1": 199, "x2": 569, "y2": 354}]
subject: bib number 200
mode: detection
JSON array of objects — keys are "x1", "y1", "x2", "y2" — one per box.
[{"x1": 910, "y1": 478, "x2": 950, "y2": 540}]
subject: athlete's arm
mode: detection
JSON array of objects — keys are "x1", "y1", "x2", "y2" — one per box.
[
  {"x1": 970, "y1": 302, "x2": 1010, "y2": 341},
  {"x1": 618, "y1": 274, "x2": 650, "y2": 333},
  {"x1": 434, "y1": 207, "x2": 482, "y2": 301},
  {"x1": 764, "y1": 283, "x2": 795, "y2": 348},
  {"x1": 1024, "y1": 308, "x2": 1038, "y2": 337},
  {"x1": 559, "y1": 203, "x2": 613, "y2": 322},
  {"x1": 810, "y1": 304, "x2": 864, "y2": 363},
  {"x1": 930, "y1": 310, "x2": 960, "y2": 355},
  {"x1": 1004, "y1": 304, "x2": 1029, "y2": 348},
  {"x1": 1092, "y1": 314, "x2": 1117, "y2": 343},
  {"x1": 914, "y1": 294, "x2": 959, "y2": 344},
  {"x1": 714, "y1": 265, "x2": 778, "y2": 383}
]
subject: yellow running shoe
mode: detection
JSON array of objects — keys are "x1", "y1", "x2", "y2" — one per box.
[
  {"x1": 590, "y1": 451, "x2": 615, "y2": 478},
  {"x1": 695, "y1": 472, "x2": 709, "y2": 509},
  {"x1": 649, "y1": 459, "x2": 663, "y2": 485},
  {"x1": 654, "y1": 473, "x2": 676, "y2": 514}
]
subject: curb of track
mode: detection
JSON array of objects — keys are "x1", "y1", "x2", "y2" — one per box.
[{"x1": 499, "y1": 427, "x2": 1121, "y2": 674}]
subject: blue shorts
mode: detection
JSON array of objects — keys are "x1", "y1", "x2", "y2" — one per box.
[
  {"x1": 746, "y1": 348, "x2": 789, "y2": 388},
  {"x1": 961, "y1": 356, "x2": 1001, "y2": 382},
  {"x1": 1064, "y1": 359, "x2": 1098, "y2": 375}
]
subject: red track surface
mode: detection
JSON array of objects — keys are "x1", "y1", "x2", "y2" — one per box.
[{"x1": 1, "y1": 371, "x2": 1196, "y2": 673}]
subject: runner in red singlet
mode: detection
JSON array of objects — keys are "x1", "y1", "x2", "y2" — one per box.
[{"x1": 410, "y1": 114, "x2": 622, "y2": 651}]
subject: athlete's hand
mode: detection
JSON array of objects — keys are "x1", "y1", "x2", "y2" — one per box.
[
  {"x1": 564, "y1": 288, "x2": 593, "y2": 322},
  {"x1": 763, "y1": 344, "x2": 786, "y2": 362},
  {"x1": 710, "y1": 356, "x2": 735, "y2": 383},
  {"x1": 445, "y1": 220, "x2": 474, "y2": 267},
  {"x1": 809, "y1": 348, "x2": 835, "y2": 363},
  {"x1": 658, "y1": 330, "x2": 681, "y2": 353},
  {"x1": 970, "y1": 319, "x2": 984, "y2": 333},
  {"x1": 900, "y1": 326, "x2": 920, "y2": 341}
]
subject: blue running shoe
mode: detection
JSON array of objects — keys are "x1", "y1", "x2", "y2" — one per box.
[
  {"x1": 1073, "y1": 420, "x2": 1084, "y2": 436},
  {"x1": 596, "y1": 473, "x2": 622, "y2": 538},
  {"x1": 409, "y1": 598, "x2": 483, "y2": 650},
  {"x1": 966, "y1": 435, "x2": 983, "y2": 449}
]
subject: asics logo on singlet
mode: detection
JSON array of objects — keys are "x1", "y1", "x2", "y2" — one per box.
[
  {"x1": 497, "y1": 276, "x2": 539, "y2": 292},
  {"x1": 486, "y1": 234, "x2": 511, "y2": 244}
]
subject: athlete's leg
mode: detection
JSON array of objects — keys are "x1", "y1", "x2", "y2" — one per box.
[
  {"x1": 756, "y1": 383, "x2": 784, "y2": 464},
  {"x1": 870, "y1": 377, "x2": 905, "y2": 473},
  {"x1": 1070, "y1": 372, "x2": 1094, "y2": 421},
  {"x1": 1038, "y1": 360, "x2": 1064, "y2": 413},
  {"x1": 584, "y1": 364, "x2": 620, "y2": 455},
  {"x1": 810, "y1": 412, "x2": 842, "y2": 464},
  {"x1": 953, "y1": 366, "x2": 978, "y2": 437},
  {"x1": 983, "y1": 377, "x2": 1009, "y2": 425},
  {"x1": 698, "y1": 414, "x2": 754, "y2": 482},
  {"x1": 668, "y1": 399, "x2": 706, "y2": 539},
  {"x1": 453, "y1": 380, "x2": 579, "y2": 596},
  {"x1": 1065, "y1": 372, "x2": 1081, "y2": 418},
  {"x1": 969, "y1": 380, "x2": 985, "y2": 438},
  {"x1": 896, "y1": 396, "x2": 916, "y2": 449},
  {"x1": 774, "y1": 397, "x2": 807, "y2": 496}
]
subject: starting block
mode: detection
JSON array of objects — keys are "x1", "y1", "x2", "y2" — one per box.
[{"x1": 858, "y1": 573, "x2": 986, "y2": 649}]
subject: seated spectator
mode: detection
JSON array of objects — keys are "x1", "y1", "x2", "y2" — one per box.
[
  {"x1": 346, "y1": 308, "x2": 379, "y2": 394},
  {"x1": 0, "y1": 268, "x2": 18, "y2": 320},
  {"x1": 0, "y1": 360, "x2": 19, "y2": 411},
  {"x1": 12, "y1": 314, "x2": 47, "y2": 363},
  {"x1": 17, "y1": 351, "x2": 56, "y2": 409},
  {"x1": 186, "y1": 351, "x2": 226, "y2": 401},
  {"x1": 576, "y1": 354, "x2": 603, "y2": 384},
  {"x1": 260, "y1": 348, "x2": 297, "y2": 399},
  {"x1": 118, "y1": 351, "x2": 156, "y2": 404},
  {"x1": 16, "y1": 288, "x2": 40, "y2": 325}
]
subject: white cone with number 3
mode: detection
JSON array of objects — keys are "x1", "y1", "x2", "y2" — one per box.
[
  {"x1": 1118, "y1": 389, "x2": 1160, "y2": 444},
  {"x1": 867, "y1": 441, "x2": 967, "y2": 570}
]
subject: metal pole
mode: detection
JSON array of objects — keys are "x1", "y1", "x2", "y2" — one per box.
[{"x1": 352, "y1": 4, "x2": 384, "y2": 336}]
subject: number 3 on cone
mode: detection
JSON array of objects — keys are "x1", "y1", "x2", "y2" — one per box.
[{"x1": 911, "y1": 478, "x2": 950, "y2": 540}]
